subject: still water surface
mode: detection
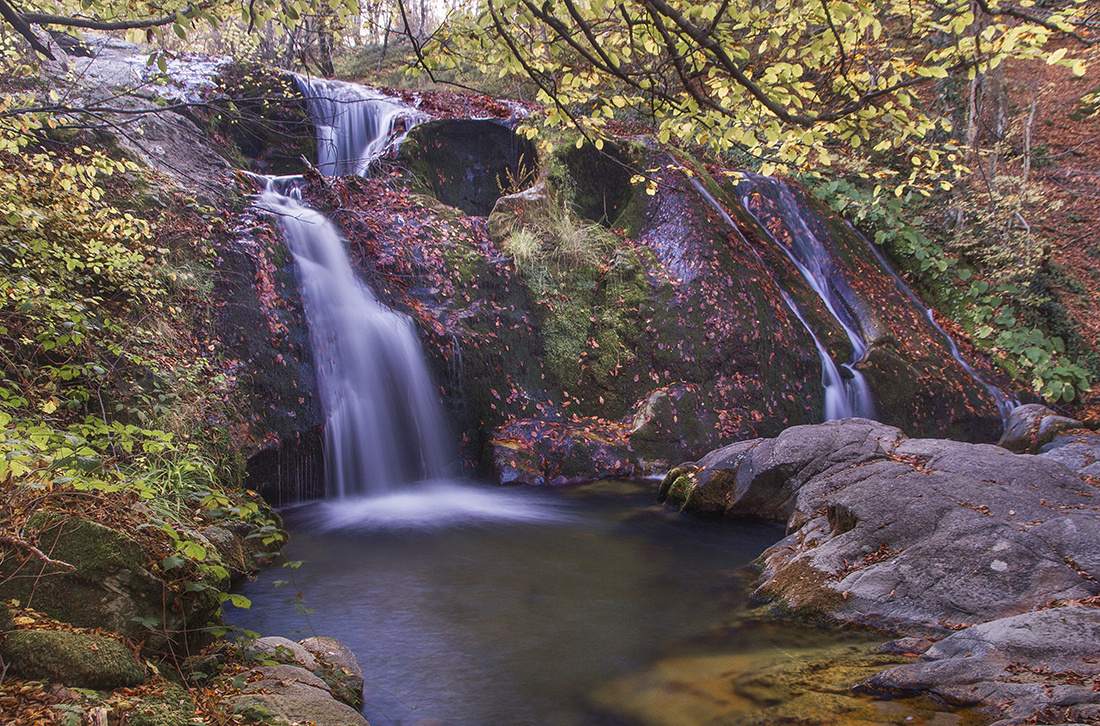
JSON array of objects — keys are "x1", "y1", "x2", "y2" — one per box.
[{"x1": 229, "y1": 480, "x2": 784, "y2": 725}]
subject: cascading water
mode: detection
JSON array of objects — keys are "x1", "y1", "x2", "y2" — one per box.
[
  {"x1": 259, "y1": 78, "x2": 455, "y2": 499},
  {"x1": 295, "y1": 76, "x2": 423, "y2": 176},
  {"x1": 735, "y1": 174, "x2": 876, "y2": 419},
  {"x1": 260, "y1": 190, "x2": 452, "y2": 497},
  {"x1": 687, "y1": 177, "x2": 872, "y2": 420}
]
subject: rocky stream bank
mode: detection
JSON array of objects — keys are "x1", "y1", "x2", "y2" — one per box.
[{"x1": 654, "y1": 406, "x2": 1100, "y2": 726}]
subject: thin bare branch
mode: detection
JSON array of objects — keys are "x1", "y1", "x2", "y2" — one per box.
[
  {"x1": 0, "y1": 535, "x2": 76, "y2": 570},
  {"x1": 20, "y1": 4, "x2": 193, "y2": 31}
]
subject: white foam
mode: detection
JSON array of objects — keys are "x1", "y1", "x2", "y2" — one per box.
[{"x1": 310, "y1": 481, "x2": 576, "y2": 530}]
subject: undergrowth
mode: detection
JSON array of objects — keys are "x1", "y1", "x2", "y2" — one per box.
[
  {"x1": 810, "y1": 174, "x2": 1094, "y2": 403},
  {"x1": 0, "y1": 83, "x2": 281, "y2": 624}
]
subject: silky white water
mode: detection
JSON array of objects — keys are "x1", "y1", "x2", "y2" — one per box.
[
  {"x1": 260, "y1": 189, "x2": 453, "y2": 497},
  {"x1": 296, "y1": 76, "x2": 423, "y2": 176}
]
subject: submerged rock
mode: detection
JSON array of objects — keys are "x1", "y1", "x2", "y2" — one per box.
[{"x1": 588, "y1": 615, "x2": 965, "y2": 726}]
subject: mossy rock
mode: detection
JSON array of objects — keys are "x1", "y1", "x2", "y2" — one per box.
[
  {"x1": 127, "y1": 683, "x2": 196, "y2": 726},
  {"x1": 0, "y1": 513, "x2": 221, "y2": 655},
  {"x1": 0, "y1": 630, "x2": 145, "y2": 689}
]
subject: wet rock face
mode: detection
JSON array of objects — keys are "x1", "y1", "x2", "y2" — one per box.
[
  {"x1": 401, "y1": 119, "x2": 538, "y2": 216},
  {"x1": 212, "y1": 209, "x2": 325, "y2": 504},
  {"x1": 314, "y1": 138, "x2": 1016, "y2": 483},
  {"x1": 721, "y1": 175, "x2": 1007, "y2": 441},
  {"x1": 664, "y1": 420, "x2": 1100, "y2": 633}
]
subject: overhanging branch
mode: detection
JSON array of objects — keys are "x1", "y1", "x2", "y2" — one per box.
[{"x1": 21, "y1": 4, "x2": 192, "y2": 31}]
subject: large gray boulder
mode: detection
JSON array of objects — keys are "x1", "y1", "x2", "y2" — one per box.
[
  {"x1": 662, "y1": 419, "x2": 1100, "y2": 724},
  {"x1": 1039, "y1": 431, "x2": 1100, "y2": 476},
  {"x1": 663, "y1": 419, "x2": 1100, "y2": 633}
]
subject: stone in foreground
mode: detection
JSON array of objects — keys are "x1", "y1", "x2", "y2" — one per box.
[{"x1": 662, "y1": 418, "x2": 1100, "y2": 634}]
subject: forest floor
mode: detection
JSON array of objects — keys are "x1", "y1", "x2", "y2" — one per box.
[{"x1": 1001, "y1": 43, "x2": 1100, "y2": 424}]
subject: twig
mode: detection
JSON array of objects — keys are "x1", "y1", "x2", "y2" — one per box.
[{"x1": 0, "y1": 535, "x2": 76, "y2": 570}]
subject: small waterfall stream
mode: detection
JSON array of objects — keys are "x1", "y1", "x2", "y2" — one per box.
[
  {"x1": 688, "y1": 177, "x2": 873, "y2": 420},
  {"x1": 261, "y1": 79, "x2": 453, "y2": 499},
  {"x1": 735, "y1": 175, "x2": 876, "y2": 419}
]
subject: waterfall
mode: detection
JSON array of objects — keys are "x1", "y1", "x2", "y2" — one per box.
[
  {"x1": 687, "y1": 177, "x2": 873, "y2": 420},
  {"x1": 261, "y1": 190, "x2": 452, "y2": 497},
  {"x1": 259, "y1": 77, "x2": 453, "y2": 499},
  {"x1": 735, "y1": 175, "x2": 876, "y2": 419},
  {"x1": 295, "y1": 76, "x2": 424, "y2": 176}
]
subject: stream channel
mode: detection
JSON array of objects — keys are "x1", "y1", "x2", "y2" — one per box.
[{"x1": 230, "y1": 78, "x2": 978, "y2": 726}]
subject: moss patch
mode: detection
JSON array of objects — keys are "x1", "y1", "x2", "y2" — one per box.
[
  {"x1": 127, "y1": 683, "x2": 196, "y2": 726},
  {"x1": 0, "y1": 630, "x2": 145, "y2": 689}
]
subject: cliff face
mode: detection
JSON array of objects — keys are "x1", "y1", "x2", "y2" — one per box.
[
  {"x1": 276, "y1": 120, "x2": 1007, "y2": 486},
  {"x1": 138, "y1": 64, "x2": 1009, "y2": 492}
]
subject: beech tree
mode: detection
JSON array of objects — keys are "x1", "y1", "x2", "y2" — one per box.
[{"x1": 408, "y1": 0, "x2": 1093, "y2": 189}]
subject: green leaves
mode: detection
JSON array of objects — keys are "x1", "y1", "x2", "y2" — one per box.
[{"x1": 811, "y1": 173, "x2": 1093, "y2": 404}]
